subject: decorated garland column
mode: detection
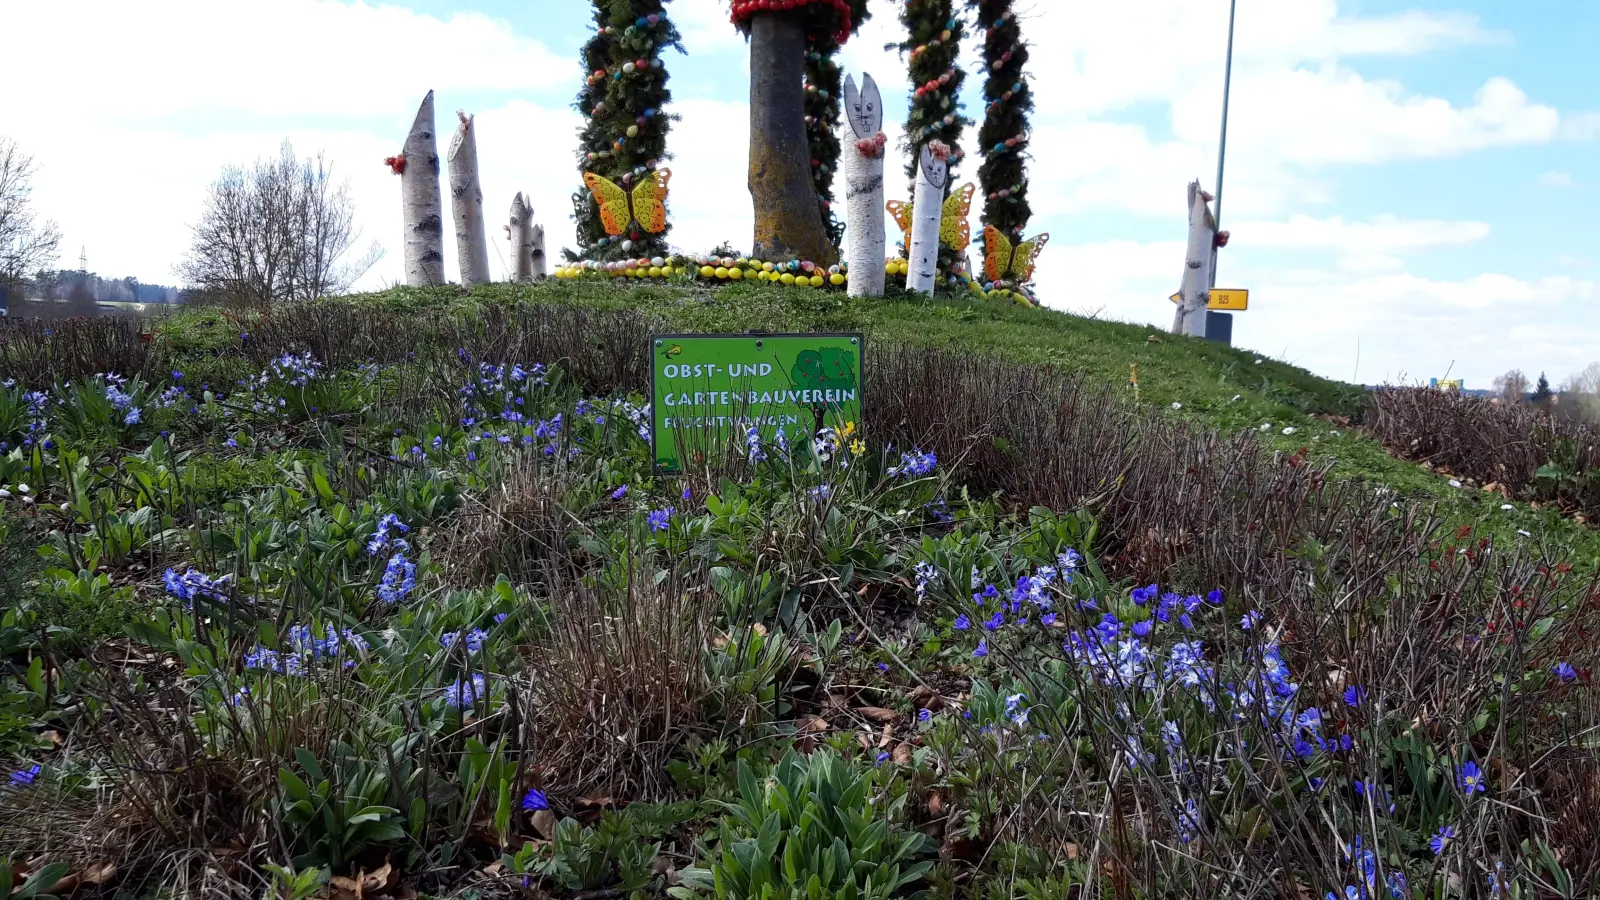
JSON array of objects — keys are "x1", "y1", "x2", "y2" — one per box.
[
  {"x1": 972, "y1": 0, "x2": 1031, "y2": 237},
  {"x1": 733, "y1": 0, "x2": 865, "y2": 266},
  {"x1": 897, "y1": 0, "x2": 968, "y2": 183},
  {"x1": 570, "y1": 0, "x2": 681, "y2": 261}
]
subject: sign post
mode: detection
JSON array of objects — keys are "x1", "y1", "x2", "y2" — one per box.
[{"x1": 650, "y1": 333, "x2": 865, "y2": 473}]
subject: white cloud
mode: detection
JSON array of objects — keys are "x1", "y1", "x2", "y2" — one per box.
[
  {"x1": 1538, "y1": 170, "x2": 1574, "y2": 187},
  {"x1": 3, "y1": 0, "x2": 567, "y2": 122},
  {"x1": 1235, "y1": 215, "x2": 1490, "y2": 254}
]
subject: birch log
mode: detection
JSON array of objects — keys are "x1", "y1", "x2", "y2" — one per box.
[
  {"x1": 905, "y1": 142, "x2": 949, "y2": 296},
  {"x1": 841, "y1": 73, "x2": 887, "y2": 298},
  {"x1": 508, "y1": 193, "x2": 539, "y2": 283},
  {"x1": 529, "y1": 222, "x2": 546, "y2": 280},
  {"x1": 1172, "y1": 180, "x2": 1215, "y2": 337},
  {"x1": 448, "y1": 111, "x2": 490, "y2": 288},
  {"x1": 401, "y1": 90, "x2": 445, "y2": 286}
]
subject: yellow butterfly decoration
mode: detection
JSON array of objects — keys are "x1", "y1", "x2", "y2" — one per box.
[
  {"x1": 982, "y1": 225, "x2": 1049, "y2": 284},
  {"x1": 582, "y1": 168, "x2": 672, "y2": 236},
  {"x1": 886, "y1": 183, "x2": 975, "y2": 254}
]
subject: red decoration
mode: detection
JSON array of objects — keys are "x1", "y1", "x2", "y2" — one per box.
[
  {"x1": 1215, "y1": 230, "x2": 1231, "y2": 249},
  {"x1": 383, "y1": 155, "x2": 407, "y2": 175},
  {"x1": 855, "y1": 132, "x2": 888, "y2": 158},
  {"x1": 730, "y1": 0, "x2": 854, "y2": 45}
]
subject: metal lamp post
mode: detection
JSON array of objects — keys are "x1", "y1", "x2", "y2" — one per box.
[{"x1": 1209, "y1": 0, "x2": 1237, "y2": 289}]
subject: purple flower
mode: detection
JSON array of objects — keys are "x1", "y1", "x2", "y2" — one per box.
[
  {"x1": 1130, "y1": 584, "x2": 1158, "y2": 605},
  {"x1": 681, "y1": 486, "x2": 692, "y2": 501},
  {"x1": 1344, "y1": 685, "x2": 1367, "y2": 708},
  {"x1": 1240, "y1": 611, "x2": 1261, "y2": 630},
  {"x1": 494, "y1": 613, "x2": 510, "y2": 624},
  {"x1": 1131, "y1": 620, "x2": 1153, "y2": 637},
  {"x1": 1553, "y1": 661, "x2": 1577, "y2": 682},
  {"x1": 1206, "y1": 588, "x2": 1223, "y2": 605},
  {"x1": 983, "y1": 611, "x2": 1004, "y2": 631},
  {"x1": 444, "y1": 674, "x2": 488, "y2": 709},
  {"x1": 647, "y1": 507, "x2": 674, "y2": 532},
  {"x1": 610, "y1": 484, "x2": 628, "y2": 500},
  {"x1": 877, "y1": 662, "x2": 890, "y2": 673},
  {"x1": 953, "y1": 614, "x2": 971, "y2": 631},
  {"x1": 973, "y1": 640, "x2": 989, "y2": 658},
  {"x1": 918, "y1": 708, "x2": 932, "y2": 722},
  {"x1": 521, "y1": 788, "x2": 550, "y2": 811},
  {"x1": 875, "y1": 750, "x2": 890, "y2": 765},
  {"x1": 1459, "y1": 759, "x2": 1487, "y2": 794},
  {"x1": 1429, "y1": 824, "x2": 1456, "y2": 856},
  {"x1": 10, "y1": 764, "x2": 40, "y2": 786}
]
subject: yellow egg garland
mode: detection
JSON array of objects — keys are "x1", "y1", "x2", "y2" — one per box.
[{"x1": 549, "y1": 250, "x2": 1037, "y2": 307}]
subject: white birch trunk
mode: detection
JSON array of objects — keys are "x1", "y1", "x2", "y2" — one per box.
[
  {"x1": 448, "y1": 111, "x2": 490, "y2": 288},
  {"x1": 401, "y1": 90, "x2": 445, "y2": 286},
  {"x1": 842, "y1": 73, "x2": 886, "y2": 298},
  {"x1": 1173, "y1": 180, "x2": 1215, "y2": 336},
  {"x1": 529, "y1": 222, "x2": 546, "y2": 280},
  {"x1": 906, "y1": 144, "x2": 948, "y2": 296},
  {"x1": 508, "y1": 192, "x2": 538, "y2": 283}
]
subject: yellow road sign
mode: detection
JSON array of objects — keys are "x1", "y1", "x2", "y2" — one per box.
[
  {"x1": 1208, "y1": 288, "x2": 1249, "y2": 311},
  {"x1": 1169, "y1": 291, "x2": 1181, "y2": 304}
]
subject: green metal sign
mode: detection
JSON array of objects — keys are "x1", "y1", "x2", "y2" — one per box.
[{"x1": 650, "y1": 332, "x2": 864, "y2": 473}]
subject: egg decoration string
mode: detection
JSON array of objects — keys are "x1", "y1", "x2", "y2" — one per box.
[{"x1": 570, "y1": 1, "x2": 682, "y2": 262}]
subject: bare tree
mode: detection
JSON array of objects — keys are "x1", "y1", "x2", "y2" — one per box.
[
  {"x1": 0, "y1": 136, "x2": 63, "y2": 297},
  {"x1": 1493, "y1": 369, "x2": 1529, "y2": 405},
  {"x1": 1559, "y1": 362, "x2": 1600, "y2": 422},
  {"x1": 179, "y1": 140, "x2": 382, "y2": 307}
]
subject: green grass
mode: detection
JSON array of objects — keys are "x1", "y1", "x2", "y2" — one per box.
[{"x1": 158, "y1": 278, "x2": 1600, "y2": 566}]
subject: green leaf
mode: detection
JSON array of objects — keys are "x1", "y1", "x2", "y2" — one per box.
[{"x1": 279, "y1": 768, "x2": 311, "y2": 803}]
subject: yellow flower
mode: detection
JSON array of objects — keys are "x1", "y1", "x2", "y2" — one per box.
[
  {"x1": 840, "y1": 420, "x2": 857, "y2": 438},
  {"x1": 850, "y1": 439, "x2": 866, "y2": 457}
]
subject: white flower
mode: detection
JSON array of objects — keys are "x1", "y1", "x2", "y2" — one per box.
[
  {"x1": 1171, "y1": 402, "x2": 1183, "y2": 410},
  {"x1": 1230, "y1": 394, "x2": 1241, "y2": 402},
  {"x1": 1259, "y1": 423, "x2": 1272, "y2": 432},
  {"x1": 1448, "y1": 479, "x2": 1462, "y2": 488},
  {"x1": 1518, "y1": 529, "x2": 1532, "y2": 537},
  {"x1": 0, "y1": 489, "x2": 9, "y2": 498},
  {"x1": 1253, "y1": 359, "x2": 1263, "y2": 365},
  {"x1": 1501, "y1": 504, "x2": 1515, "y2": 511},
  {"x1": 16, "y1": 483, "x2": 29, "y2": 494},
  {"x1": 1282, "y1": 427, "x2": 1297, "y2": 435}
]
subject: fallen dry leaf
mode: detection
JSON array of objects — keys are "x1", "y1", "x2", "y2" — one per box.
[
  {"x1": 799, "y1": 715, "x2": 830, "y2": 733},
  {"x1": 83, "y1": 861, "x2": 117, "y2": 885},
  {"x1": 329, "y1": 874, "x2": 363, "y2": 900},
  {"x1": 926, "y1": 791, "x2": 945, "y2": 817},
  {"x1": 855, "y1": 731, "x2": 874, "y2": 753},
  {"x1": 892, "y1": 742, "x2": 913, "y2": 764},
  {"x1": 857, "y1": 706, "x2": 899, "y2": 724},
  {"x1": 531, "y1": 808, "x2": 558, "y2": 839},
  {"x1": 908, "y1": 685, "x2": 944, "y2": 711}
]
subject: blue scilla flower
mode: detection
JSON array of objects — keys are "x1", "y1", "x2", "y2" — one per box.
[
  {"x1": 983, "y1": 611, "x2": 1005, "y2": 631},
  {"x1": 444, "y1": 673, "x2": 488, "y2": 708},
  {"x1": 10, "y1": 764, "x2": 40, "y2": 786},
  {"x1": 887, "y1": 449, "x2": 936, "y2": 477},
  {"x1": 522, "y1": 788, "x2": 550, "y2": 811},
  {"x1": 378, "y1": 552, "x2": 417, "y2": 604},
  {"x1": 918, "y1": 708, "x2": 932, "y2": 722},
  {"x1": 953, "y1": 614, "x2": 970, "y2": 631},
  {"x1": 441, "y1": 628, "x2": 489, "y2": 653},
  {"x1": 973, "y1": 640, "x2": 989, "y2": 658},
  {"x1": 1131, "y1": 620, "x2": 1153, "y2": 638},
  {"x1": 610, "y1": 484, "x2": 628, "y2": 500},
  {"x1": 1131, "y1": 584, "x2": 1157, "y2": 605},
  {"x1": 1429, "y1": 824, "x2": 1456, "y2": 856},
  {"x1": 1344, "y1": 685, "x2": 1367, "y2": 708},
  {"x1": 1553, "y1": 661, "x2": 1577, "y2": 681}
]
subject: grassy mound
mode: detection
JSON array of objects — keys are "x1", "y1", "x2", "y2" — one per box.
[{"x1": 0, "y1": 286, "x2": 1595, "y2": 898}]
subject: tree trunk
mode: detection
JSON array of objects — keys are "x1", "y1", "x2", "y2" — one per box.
[
  {"x1": 906, "y1": 146, "x2": 947, "y2": 296},
  {"x1": 401, "y1": 90, "x2": 445, "y2": 286},
  {"x1": 842, "y1": 74, "x2": 886, "y2": 298},
  {"x1": 508, "y1": 193, "x2": 545, "y2": 283},
  {"x1": 1173, "y1": 180, "x2": 1214, "y2": 337},
  {"x1": 749, "y1": 12, "x2": 837, "y2": 266},
  {"x1": 448, "y1": 112, "x2": 490, "y2": 288}
]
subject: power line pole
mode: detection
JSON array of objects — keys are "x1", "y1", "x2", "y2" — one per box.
[{"x1": 1209, "y1": 0, "x2": 1237, "y2": 289}]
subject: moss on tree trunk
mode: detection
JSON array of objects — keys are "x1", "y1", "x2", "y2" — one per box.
[{"x1": 748, "y1": 11, "x2": 837, "y2": 266}]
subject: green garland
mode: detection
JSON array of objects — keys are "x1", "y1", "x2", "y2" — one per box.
[
  {"x1": 972, "y1": 0, "x2": 1032, "y2": 239},
  {"x1": 569, "y1": 0, "x2": 682, "y2": 261},
  {"x1": 897, "y1": 0, "x2": 968, "y2": 182}
]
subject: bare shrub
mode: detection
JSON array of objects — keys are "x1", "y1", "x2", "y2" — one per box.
[
  {"x1": 0, "y1": 315, "x2": 165, "y2": 384},
  {"x1": 0, "y1": 136, "x2": 62, "y2": 297},
  {"x1": 178, "y1": 140, "x2": 383, "y2": 309}
]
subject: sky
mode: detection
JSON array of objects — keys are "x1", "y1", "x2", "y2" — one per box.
[{"x1": 2, "y1": 0, "x2": 1596, "y2": 389}]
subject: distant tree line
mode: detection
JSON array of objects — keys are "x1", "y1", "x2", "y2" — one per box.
[{"x1": 1493, "y1": 365, "x2": 1600, "y2": 423}]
